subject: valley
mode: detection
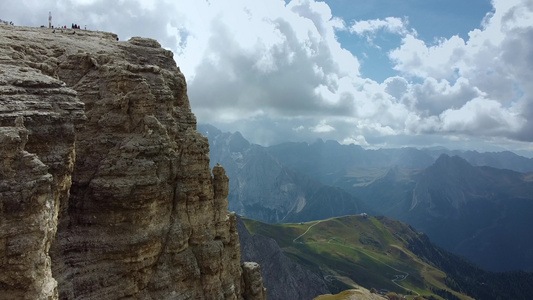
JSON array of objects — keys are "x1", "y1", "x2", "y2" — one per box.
[
  {"x1": 200, "y1": 124, "x2": 533, "y2": 298},
  {"x1": 200, "y1": 124, "x2": 533, "y2": 273}
]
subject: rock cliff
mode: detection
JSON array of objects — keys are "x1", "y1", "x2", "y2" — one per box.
[{"x1": 0, "y1": 24, "x2": 265, "y2": 300}]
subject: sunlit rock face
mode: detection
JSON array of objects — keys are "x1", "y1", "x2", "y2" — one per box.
[{"x1": 0, "y1": 24, "x2": 265, "y2": 300}]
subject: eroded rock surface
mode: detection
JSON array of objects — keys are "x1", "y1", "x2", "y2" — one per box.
[
  {"x1": 0, "y1": 24, "x2": 265, "y2": 300},
  {"x1": 241, "y1": 262, "x2": 267, "y2": 299}
]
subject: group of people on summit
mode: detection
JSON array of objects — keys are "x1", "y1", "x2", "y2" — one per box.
[
  {"x1": 0, "y1": 19, "x2": 14, "y2": 25},
  {"x1": 52, "y1": 23, "x2": 85, "y2": 30}
]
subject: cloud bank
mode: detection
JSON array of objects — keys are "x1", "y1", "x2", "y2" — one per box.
[{"x1": 4, "y1": 0, "x2": 533, "y2": 152}]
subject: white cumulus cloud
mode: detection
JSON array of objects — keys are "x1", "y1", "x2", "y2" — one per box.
[
  {"x1": 350, "y1": 16, "x2": 410, "y2": 36},
  {"x1": 310, "y1": 120, "x2": 336, "y2": 133},
  {"x1": 3, "y1": 0, "x2": 533, "y2": 151},
  {"x1": 388, "y1": 0, "x2": 533, "y2": 142}
]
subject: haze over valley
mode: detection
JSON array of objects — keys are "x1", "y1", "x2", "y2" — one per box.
[{"x1": 200, "y1": 124, "x2": 533, "y2": 274}]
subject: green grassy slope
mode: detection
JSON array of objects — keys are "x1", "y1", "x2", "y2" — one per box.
[{"x1": 243, "y1": 215, "x2": 472, "y2": 300}]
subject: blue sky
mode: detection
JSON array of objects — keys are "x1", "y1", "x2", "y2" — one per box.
[
  {"x1": 3, "y1": 0, "x2": 533, "y2": 155},
  {"x1": 329, "y1": 0, "x2": 493, "y2": 40},
  {"x1": 327, "y1": 0, "x2": 494, "y2": 81}
]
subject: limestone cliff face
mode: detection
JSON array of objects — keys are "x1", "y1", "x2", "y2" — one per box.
[{"x1": 0, "y1": 24, "x2": 265, "y2": 300}]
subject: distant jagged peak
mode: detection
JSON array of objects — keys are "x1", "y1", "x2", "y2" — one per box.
[
  {"x1": 431, "y1": 154, "x2": 477, "y2": 174},
  {"x1": 197, "y1": 123, "x2": 222, "y2": 137},
  {"x1": 411, "y1": 154, "x2": 488, "y2": 214},
  {"x1": 197, "y1": 124, "x2": 251, "y2": 152},
  {"x1": 311, "y1": 137, "x2": 325, "y2": 146},
  {"x1": 310, "y1": 138, "x2": 342, "y2": 148},
  {"x1": 229, "y1": 130, "x2": 247, "y2": 143},
  {"x1": 228, "y1": 130, "x2": 250, "y2": 152},
  {"x1": 324, "y1": 139, "x2": 340, "y2": 146},
  {"x1": 420, "y1": 154, "x2": 488, "y2": 190}
]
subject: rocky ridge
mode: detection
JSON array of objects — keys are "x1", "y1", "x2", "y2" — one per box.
[{"x1": 0, "y1": 24, "x2": 265, "y2": 299}]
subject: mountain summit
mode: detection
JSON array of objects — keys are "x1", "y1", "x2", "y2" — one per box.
[
  {"x1": 362, "y1": 154, "x2": 533, "y2": 271},
  {"x1": 410, "y1": 154, "x2": 486, "y2": 214}
]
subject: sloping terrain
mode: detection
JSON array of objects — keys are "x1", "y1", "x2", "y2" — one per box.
[
  {"x1": 237, "y1": 216, "x2": 330, "y2": 300},
  {"x1": 353, "y1": 155, "x2": 533, "y2": 272},
  {"x1": 243, "y1": 215, "x2": 472, "y2": 299},
  {"x1": 243, "y1": 215, "x2": 533, "y2": 300},
  {"x1": 314, "y1": 288, "x2": 386, "y2": 300}
]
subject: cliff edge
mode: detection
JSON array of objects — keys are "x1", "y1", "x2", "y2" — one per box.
[{"x1": 0, "y1": 24, "x2": 265, "y2": 300}]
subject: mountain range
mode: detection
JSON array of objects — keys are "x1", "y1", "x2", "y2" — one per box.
[
  {"x1": 200, "y1": 124, "x2": 369, "y2": 223},
  {"x1": 199, "y1": 124, "x2": 533, "y2": 273},
  {"x1": 352, "y1": 154, "x2": 533, "y2": 272}
]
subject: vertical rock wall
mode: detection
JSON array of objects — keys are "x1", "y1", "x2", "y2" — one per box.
[
  {"x1": 0, "y1": 44, "x2": 84, "y2": 299},
  {"x1": 0, "y1": 25, "x2": 265, "y2": 300}
]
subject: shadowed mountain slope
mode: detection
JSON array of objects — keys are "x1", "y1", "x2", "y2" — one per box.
[
  {"x1": 355, "y1": 155, "x2": 533, "y2": 272},
  {"x1": 236, "y1": 216, "x2": 330, "y2": 300},
  {"x1": 199, "y1": 124, "x2": 369, "y2": 223}
]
